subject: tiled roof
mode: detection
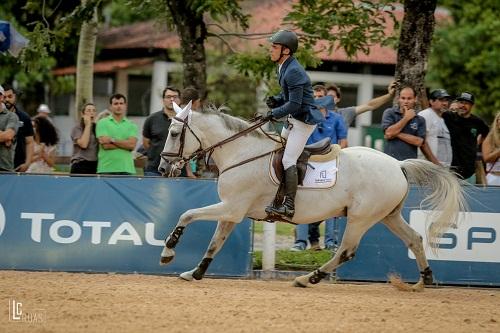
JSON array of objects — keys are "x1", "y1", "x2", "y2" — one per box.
[{"x1": 52, "y1": 58, "x2": 155, "y2": 75}]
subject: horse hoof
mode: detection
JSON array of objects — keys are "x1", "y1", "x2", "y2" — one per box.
[
  {"x1": 159, "y1": 247, "x2": 175, "y2": 265},
  {"x1": 179, "y1": 268, "x2": 196, "y2": 281},
  {"x1": 159, "y1": 256, "x2": 174, "y2": 265},
  {"x1": 293, "y1": 277, "x2": 308, "y2": 288}
]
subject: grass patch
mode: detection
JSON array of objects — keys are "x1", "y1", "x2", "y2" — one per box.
[
  {"x1": 253, "y1": 221, "x2": 296, "y2": 236},
  {"x1": 253, "y1": 221, "x2": 326, "y2": 237},
  {"x1": 253, "y1": 249, "x2": 333, "y2": 271}
]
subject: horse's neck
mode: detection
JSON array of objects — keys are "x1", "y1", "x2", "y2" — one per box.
[{"x1": 194, "y1": 114, "x2": 276, "y2": 172}]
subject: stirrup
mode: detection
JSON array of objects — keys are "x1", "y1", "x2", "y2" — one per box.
[{"x1": 266, "y1": 205, "x2": 294, "y2": 221}]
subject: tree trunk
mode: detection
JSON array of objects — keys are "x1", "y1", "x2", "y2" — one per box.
[
  {"x1": 395, "y1": 0, "x2": 437, "y2": 107},
  {"x1": 74, "y1": 1, "x2": 98, "y2": 121},
  {"x1": 165, "y1": 0, "x2": 207, "y2": 99}
]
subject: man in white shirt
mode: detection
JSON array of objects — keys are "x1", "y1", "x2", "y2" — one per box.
[{"x1": 418, "y1": 89, "x2": 452, "y2": 167}]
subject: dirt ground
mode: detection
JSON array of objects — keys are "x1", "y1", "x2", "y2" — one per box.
[{"x1": 0, "y1": 271, "x2": 498, "y2": 333}]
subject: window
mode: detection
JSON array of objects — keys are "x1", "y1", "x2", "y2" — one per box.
[{"x1": 127, "y1": 75, "x2": 151, "y2": 116}]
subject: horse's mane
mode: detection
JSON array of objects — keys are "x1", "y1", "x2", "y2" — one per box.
[{"x1": 200, "y1": 105, "x2": 268, "y2": 138}]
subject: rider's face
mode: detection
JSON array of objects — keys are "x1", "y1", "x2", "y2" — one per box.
[{"x1": 270, "y1": 43, "x2": 288, "y2": 63}]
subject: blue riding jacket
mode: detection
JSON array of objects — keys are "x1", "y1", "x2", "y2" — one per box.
[{"x1": 270, "y1": 57, "x2": 324, "y2": 125}]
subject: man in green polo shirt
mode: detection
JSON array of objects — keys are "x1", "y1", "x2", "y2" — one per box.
[{"x1": 96, "y1": 93, "x2": 138, "y2": 175}]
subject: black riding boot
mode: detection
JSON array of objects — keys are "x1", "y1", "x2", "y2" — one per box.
[{"x1": 265, "y1": 166, "x2": 298, "y2": 220}]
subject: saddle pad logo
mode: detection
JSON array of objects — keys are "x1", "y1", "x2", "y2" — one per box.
[{"x1": 270, "y1": 158, "x2": 338, "y2": 189}]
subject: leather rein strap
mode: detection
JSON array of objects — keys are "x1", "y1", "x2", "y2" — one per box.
[{"x1": 172, "y1": 116, "x2": 284, "y2": 174}]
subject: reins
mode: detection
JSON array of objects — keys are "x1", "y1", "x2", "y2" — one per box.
[{"x1": 162, "y1": 115, "x2": 285, "y2": 175}]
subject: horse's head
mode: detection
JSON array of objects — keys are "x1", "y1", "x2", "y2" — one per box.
[{"x1": 159, "y1": 101, "x2": 202, "y2": 177}]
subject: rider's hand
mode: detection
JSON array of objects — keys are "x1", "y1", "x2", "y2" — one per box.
[
  {"x1": 265, "y1": 96, "x2": 279, "y2": 109},
  {"x1": 264, "y1": 110, "x2": 275, "y2": 121}
]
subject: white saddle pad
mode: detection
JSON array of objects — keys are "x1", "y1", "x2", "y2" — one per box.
[{"x1": 270, "y1": 157, "x2": 338, "y2": 189}]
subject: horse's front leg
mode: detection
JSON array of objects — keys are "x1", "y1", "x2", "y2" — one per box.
[
  {"x1": 159, "y1": 202, "x2": 242, "y2": 265},
  {"x1": 179, "y1": 220, "x2": 237, "y2": 281}
]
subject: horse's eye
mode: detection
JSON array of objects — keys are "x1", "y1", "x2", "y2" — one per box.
[{"x1": 171, "y1": 132, "x2": 179, "y2": 138}]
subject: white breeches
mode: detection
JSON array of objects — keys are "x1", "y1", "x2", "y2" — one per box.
[{"x1": 281, "y1": 117, "x2": 316, "y2": 170}]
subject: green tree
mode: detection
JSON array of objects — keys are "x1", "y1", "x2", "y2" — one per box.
[
  {"x1": 428, "y1": 0, "x2": 500, "y2": 122},
  {"x1": 0, "y1": 0, "x2": 92, "y2": 113},
  {"x1": 74, "y1": 0, "x2": 99, "y2": 120},
  {"x1": 229, "y1": 0, "x2": 397, "y2": 91}
]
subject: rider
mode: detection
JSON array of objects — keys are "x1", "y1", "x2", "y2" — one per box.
[{"x1": 264, "y1": 30, "x2": 324, "y2": 221}]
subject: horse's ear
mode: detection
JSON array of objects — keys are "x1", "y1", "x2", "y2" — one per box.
[
  {"x1": 183, "y1": 100, "x2": 192, "y2": 114},
  {"x1": 173, "y1": 102, "x2": 183, "y2": 115},
  {"x1": 177, "y1": 100, "x2": 193, "y2": 121}
]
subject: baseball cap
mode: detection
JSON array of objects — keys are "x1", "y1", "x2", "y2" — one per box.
[
  {"x1": 0, "y1": 85, "x2": 4, "y2": 95},
  {"x1": 456, "y1": 92, "x2": 475, "y2": 105},
  {"x1": 429, "y1": 89, "x2": 451, "y2": 100},
  {"x1": 37, "y1": 104, "x2": 51, "y2": 114}
]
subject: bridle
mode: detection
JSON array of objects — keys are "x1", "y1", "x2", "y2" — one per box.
[
  {"x1": 160, "y1": 115, "x2": 284, "y2": 175},
  {"x1": 161, "y1": 116, "x2": 204, "y2": 161}
]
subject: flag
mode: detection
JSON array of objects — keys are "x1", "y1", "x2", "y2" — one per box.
[{"x1": 0, "y1": 21, "x2": 29, "y2": 57}]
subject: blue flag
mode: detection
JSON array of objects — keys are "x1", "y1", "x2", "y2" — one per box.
[{"x1": 0, "y1": 21, "x2": 29, "y2": 57}]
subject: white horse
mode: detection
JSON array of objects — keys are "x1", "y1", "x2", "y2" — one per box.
[{"x1": 158, "y1": 104, "x2": 467, "y2": 289}]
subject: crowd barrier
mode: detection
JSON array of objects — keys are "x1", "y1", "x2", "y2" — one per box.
[
  {"x1": 0, "y1": 174, "x2": 252, "y2": 277},
  {"x1": 336, "y1": 186, "x2": 500, "y2": 286}
]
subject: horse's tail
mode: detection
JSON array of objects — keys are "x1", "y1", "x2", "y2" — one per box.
[{"x1": 400, "y1": 159, "x2": 468, "y2": 248}]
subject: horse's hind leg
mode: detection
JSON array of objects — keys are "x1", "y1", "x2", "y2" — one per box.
[
  {"x1": 160, "y1": 202, "x2": 244, "y2": 265},
  {"x1": 179, "y1": 221, "x2": 237, "y2": 281},
  {"x1": 294, "y1": 218, "x2": 373, "y2": 288},
  {"x1": 382, "y1": 212, "x2": 433, "y2": 288}
]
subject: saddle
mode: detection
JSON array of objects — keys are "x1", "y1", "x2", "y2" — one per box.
[
  {"x1": 272, "y1": 137, "x2": 333, "y2": 184},
  {"x1": 268, "y1": 138, "x2": 340, "y2": 222}
]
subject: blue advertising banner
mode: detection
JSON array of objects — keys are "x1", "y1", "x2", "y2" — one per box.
[
  {"x1": 0, "y1": 174, "x2": 252, "y2": 277},
  {"x1": 336, "y1": 186, "x2": 500, "y2": 286}
]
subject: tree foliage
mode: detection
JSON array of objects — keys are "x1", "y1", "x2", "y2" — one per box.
[
  {"x1": 428, "y1": 0, "x2": 500, "y2": 122},
  {"x1": 229, "y1": 0, "x2": 397, "y2": 91},
  {"x1": 0, "y1": 0, "x2": 96, "y2": 106}
]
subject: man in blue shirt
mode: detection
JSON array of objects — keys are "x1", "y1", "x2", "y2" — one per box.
[
  {"x1": 290, "y1": 95, "x2": 347, "y2": 251},
  {"x1": 382, "y1": 86, "x2": 426, "y2": 161},
  {"x1": 306, "y1": 96, "x2": 348, "y2": 147}
]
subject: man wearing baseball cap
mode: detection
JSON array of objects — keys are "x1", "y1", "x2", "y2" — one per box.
[
  {"x1": 442, "y1": 91, "x2": 489, "y2": 181},
  {"x1": 418, "y1": 89, "x2": 452, "y2": 167},
  {"x1": 36, "y1": 104, "x2": 52, "y2": 118}
]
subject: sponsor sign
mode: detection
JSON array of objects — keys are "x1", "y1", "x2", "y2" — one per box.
[
  {"x1": 409, "y1": 211, "x2": 499, "y2": 263},
  {"x1": 0, "y1": 175, "x2": 251, "y2": 276}
]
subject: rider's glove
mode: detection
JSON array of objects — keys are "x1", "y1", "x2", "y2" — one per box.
[
  {"x1": 265, "y1": 96, "x2": 279, "y2": 109},
  {"x1": 264, "y1": 110, "x2": 274, "y2": 121}
]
